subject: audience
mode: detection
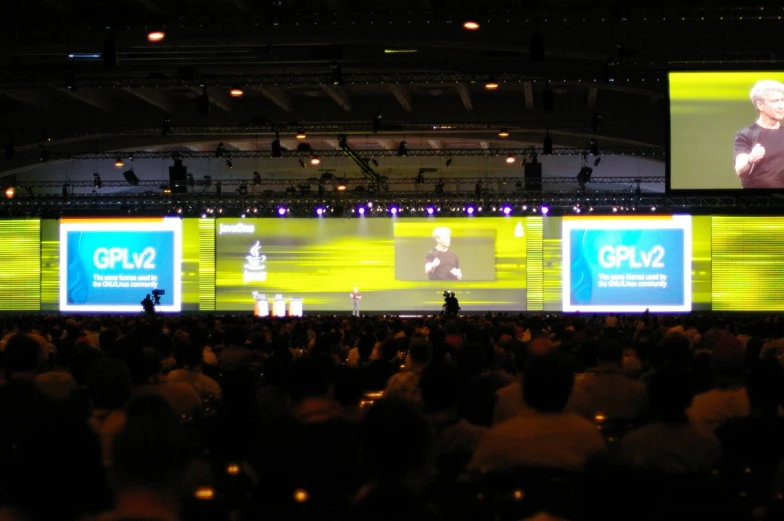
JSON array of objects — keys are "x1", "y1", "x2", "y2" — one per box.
[{"x1": 2, "y1": 311, "x2": 784, "y2": 521}]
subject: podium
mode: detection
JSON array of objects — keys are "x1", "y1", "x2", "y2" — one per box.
[
  {"x1": 270, "y1": 296, "x2": 287, "y2": 317},
  {"x1": 252, "y1": 292, "x2": 269, "y2": 317},
  {"x1": 288, "y1": 297, "x2": 303, "y2": 317}
]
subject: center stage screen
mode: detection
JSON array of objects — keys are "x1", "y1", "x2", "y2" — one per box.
[
  {"x1": 562, "y1": 215, "x2": 692, "y2": 312},
  {"x1": 215, "y1": 218, "x2": 528, "y2": 312},
  {"x1": 59, "y1": 218, "x2": 182, "y2": 312}
]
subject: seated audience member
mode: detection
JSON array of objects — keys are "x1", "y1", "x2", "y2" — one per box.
[
  {"x1": 35, "y1": 341, "x2": 77, "y2": 400},
  {"x1": 128, "y1": 346, "x2": 202, "y2": 421},
  {"x1": 218, "y1": 325, "x2": 254, "y2": 373},
  {"x1": 167, "y1": 341, "x2": 222, "y2": 405},
  {"x1": 420, "y1": 363, "x2": 487, "y2": 475},
  {"x1": 102, "y1": 395, "x2": 193, "y2": 521},
  {"x1": 334, "y1": 365, "x2": 365, "y2": 421},
  {"x1": 455, "y1": 342, "x2": 499, "y2": 427},
  {"x1": 384, "y1": 339, "x2": 430, "y2": 409},
  {"x1": 493, "y1": 344, "x2": 530, "y2": 424},
  {"x1": 687, "y1": 333, "x2": 749, "y2": 435},
  {"x1": 619, "y1": 370, "x2": 721, "y2": 472},
  {"x1": 467, "y1": 353, "x2": 606, "y2": 474},
  {"x1": 352, "y1": 399, "x2": 437, "y2": 521},
  {"x1": 88, "y1": 358, "x2": 132, "y2": 467},
  {"x1": 360, "y1": 339, "x2": 400, "y2": 391},
  {"x1": 716, "y1": 359, "x2": 784, "y2": 507},
  {"x1": 567, "y1": 340, "x2": 648, "y2": 421}
]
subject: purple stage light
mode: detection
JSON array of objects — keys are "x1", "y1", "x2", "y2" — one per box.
[
  {"x1": 502, "y1": 206, "x2": 512, "y2": 215},
  {"x1": 466, "y1": 206, "x2": 475, "y2": 215},
  {"x1": 277, "y1": 207, "x2": 287, "y2": 216},
  {"x1": 390, "y1": 207, "x2": 398, "y2": 215}
]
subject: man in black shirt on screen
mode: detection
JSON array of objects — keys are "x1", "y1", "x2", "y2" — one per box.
[
  {"x1": 734, "y1": 79, "x2": 784, "y2": 188},
  {"x1": 425, "y1": 227, "x2": 462, "y2": 281}
]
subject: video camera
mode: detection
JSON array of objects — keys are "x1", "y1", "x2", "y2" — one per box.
[{"x1": 151, "y1": 289, "x2": 165, "y2": 306}]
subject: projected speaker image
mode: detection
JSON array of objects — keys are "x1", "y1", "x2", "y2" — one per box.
[
  {"x1": 562, "y1": 215, "x2": 692, "y2": 313},
  {"x1": 215, "y1": 217, "x2": 527, "y2": 312},
  {"x1": 59, "y1": 218, "x2": 182, "y2": 312}
]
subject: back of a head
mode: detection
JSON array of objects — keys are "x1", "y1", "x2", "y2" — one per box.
[
  {"x1": 88, "y1": 358, "x2": 132, "y2": 410},
  {"x1": 455, "y1": 342, "x2": 485, "y2": 378},
  {"x1": 363, "y1": 399, "x2": 434, "y2": 481},
  {"x1": 173, "y1": 340, "x2": 203, "y2": 368},
  {"x1": 660, "y1": 332, "x2": 691, "y2": 368},
  {"x1": 408, "y1": 338, "x2": 431, "y2": 365},
  {"x1": 746, "y1": 359, "x2": 784, "y2": 409},
  {"x1": 711, "y1": 333, "x2": 746, "y2": 385},
  {"x1": 597, "y1": 339, "x2": 624, "y2": 365},
  {"x1": 112, "y1": 395, "x2": 191, "y2": 490},
  {"x1": 523, "y1": 354, "x2": 574, "y2": 413},
  {"x1": 648, "y1": 370, "x2": 694, "y2": 422},
  {"x1": 420, "y1": 363, "x2": 459, "y2": 413},
  {"x1": 4, "y1": 334, "x2": 42, "y2": 375},
  {"x1": 70, "y1": 346, "x2": 103, "y2": 386},
  {"x1": 224, "y1": 325, "x2": 248, "y2": 347},
  {"x1": 287, "y1": 355, "x2": 335, "y2": 403}
]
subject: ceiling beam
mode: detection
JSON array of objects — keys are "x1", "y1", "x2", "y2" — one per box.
[
  {"x1": 428, "y1": 139, "x2": 442, "y2": 150},
  {"x1": 523, "y1": 81, "x2": 534, "y2": 109},
  {"x1": 253, "y1": 85, "x2": 292, "y2": 112},
  {"x1": 388, "y1": 84, "x2": 413, "y2": 112},
  {"x1": 0, "y1": 89, "x2": 49, "y2": 110},
  {"x1": 122, "y1": 87, "x2": 174, "y2": 113},
  {"x1": 455, "y1": 83, "x2": 473, "y2": 110},
  {"x1": 58, "y1": 89, "x2": 116, "y2": 112},
  {"x1": 321, "y1": 85, "x2": 352, "y2": 111},
  {"x1": 188, "y1": 86, "x2": 232, "y2": 113}
]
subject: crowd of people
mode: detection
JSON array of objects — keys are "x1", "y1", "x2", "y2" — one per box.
[{"x1": 1, "y1": 311, "x2": 784, "y2": 520}]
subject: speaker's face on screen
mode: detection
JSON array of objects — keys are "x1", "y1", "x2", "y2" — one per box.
[
  {"x1": 756, "y1": 91, "x2": 784, "y2": 122},
  {"x1": 435, "y1": 234, "x2": 451, "y2": 249}
]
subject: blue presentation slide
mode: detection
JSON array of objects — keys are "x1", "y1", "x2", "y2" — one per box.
[
  {"x1": 59, "y1": 218, "x2": 182, "y2": 312},
  {"x1": 562, "y1": 216, "x2": 692, "y2": 312}
]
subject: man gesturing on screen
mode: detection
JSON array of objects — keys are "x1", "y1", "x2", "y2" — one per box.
[
  {"x1": 734, "y1": 80, "x2": 784, "y2": 188},
  {"x1": 425, "y1": 227, "x2": 462, "y2": 280}
]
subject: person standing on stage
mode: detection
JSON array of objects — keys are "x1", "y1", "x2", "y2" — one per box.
[{"x1": 350, "y1": 287, "x2": 362, "y2": 316}]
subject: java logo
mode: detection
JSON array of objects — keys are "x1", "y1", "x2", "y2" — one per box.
[
  {"x1": 598, "y1": 245, "x2": 664, "y2": 269},
  {"x1": 219, "y1": 222, "x2": 255, "y2": 235},
  {"x1": 243, "y1": 240, "x2": 267, "y2": 283}
]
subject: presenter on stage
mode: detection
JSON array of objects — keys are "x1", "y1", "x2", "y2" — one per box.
[
  {"x1": 350, "y1": 286, "x2": 362, "y2": 317},
  {"x1": 734, "y1": 80, "x2": 784, "y2": 188},
  {"x1": 425, "y1": 227, "x2": 462, "y2": 281}
]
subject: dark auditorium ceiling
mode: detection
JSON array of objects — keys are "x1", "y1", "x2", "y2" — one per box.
[{"x1": 0, "y1": 0, "x2": 776, "y2": 177}]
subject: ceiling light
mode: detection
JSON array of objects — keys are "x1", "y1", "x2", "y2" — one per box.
[
  {"x1": 147, "y1": 31, "x2": 166, "y2": 42},
  {"x1": 114, "y1": 158, "x2": 124, "y2": 167},
  {"x1": 384, "y1": 49, "x2": 418, "y2": 54},
  {"x1": 498, "y1": 128, "x2": 509, "y2": 138},
  {"x1": 310, "y1": 155, "x2": 321, "y2": 166},
  {"x1": 505, "y1": 154, "x2": 516, "y2": 164},
  {"x1": 296, "y1": 129, "x2": 307, "y2": 140},
  {"x1": 485, "y1": 79, "x2": 499, "y2": 90},
  {"x1": 463, "y1": 21, "x2": 480, "y2": 30},
  {"x1": 229, "y1": 85, "x2": 244, "y2": 98},
  {"x1": 337, "y1": 182, "x2": 347, "y2": 191},
  {"x1": 4, "y1": 186, "x2": 15, "y2": 200}
]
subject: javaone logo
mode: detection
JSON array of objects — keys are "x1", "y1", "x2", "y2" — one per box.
[
  {"x1": 244, "y1": 240, "x2": 267, "y2": 283},
  {"x1": 219, "y1": 223, "x2": 255, "y2": 235}
]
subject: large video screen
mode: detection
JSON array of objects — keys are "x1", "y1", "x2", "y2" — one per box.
[
  {"x1": 562, "y1": 215, "x2": 692, "y2": 312},
  {"x1": 215, "y1": 217, "x2": 528, "y2": 312},
  {"x1": 670, "y1": 71, "x2": 784, "y2": 190},
  {"x1": 59, "y1": 218, "x2": 182, "y2": 312}
]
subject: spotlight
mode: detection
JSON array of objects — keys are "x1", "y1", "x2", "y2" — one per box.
[
  {"x1": 590, "y1": 139, "x2": 599, "y2": 156},
  {"x1": 434, "y1": 180, "x2": 444, "y2": 195},
  {"x1": 485, "y1": 79, "x2": 499, "y2": 90},
  {"x1": 299, "y1": 159, "x2": 306, "y2": 168},
  {"x1": 505, "y1": 154, "x2": 516, "y2": 164},
  {"x1": 238, "y1": 184, "x2": 248, "y2": 196},
  {"x1": 466, "y1": 206, "x2": 475, "y2": 215},
  {"x1": 498, "y1": 128, "x2": 509, "y2": 138},
  {"x1": 93, "y1": 173, "x2": 102, "y2": 188},
  {"x1": 389, "y1": 206, "x2": 399, "y2": 216},
  {"x1": 203, "y1": 175, "x2": 212, "y2": 187},
  {"x1": 594, "y1": 156, "x2": 602, "y2": 167},
  {"x1": 161, "y1": 118, "x2": 171, "y2": 136},
  {"x1": 397, "y1": 141, "x2": 408, "y2": 157},
  {"x1": 475, "y1": 182, "x2": 482, "y2": 198},
  {"x1": 337, "y1": 182, "x2": 347, "y2": 191},
  {"x1": 358, "y1": 207, "x2": 365, "y2": 215},
  {"x1": 277, "y1": 206, "x2": 287, "y2": 216},
  {"x1": 147, "y1": 31, "x2": 166, "y2": 42},
  {"x1": 310, "y1": 155, "x2": 321, "y2": 166},
  {"x1": 186, "y1": 174, "x2": 195, "y2": 187},
  {"x1": 463, "y1": 20, "x2": 480, "y2": 30},
  {"x1": 271, "y1": 132, "x2": 282, "y2": 157},
  {"x1": 42, "y1": 131, "x2": 51, "y2": 143},
  {"x1": 226, "y1": 158, "x2": 233, "y2": 169},
  {"x1": 296, "y1": 129, "x2": 307, "y2": 140},
  {"x1": 123, "y1": 169, "x2": 140, "y2": 186},
  {"x1": 445, "y1": 157, "x2": 453, "y2": 167},
  {"x1": 577, "y1": 166, "x2": 593, "y2": 189},
  {"x1": 4, "y1": 186, "x2": 14, "y2": 199},
  {"x1": 253, "y1": 171, "x2": 261, "y2": 185},
  {"x1": 215, "y1": 142, "x2": 226, "y2": 158},
  {"x1": 316, "y1": 207, "x2": 325, "y2": 216},
  {"x1": 372, "y1": 112, "x2": 382, "y2": 133},
  {"x1": 543, "y1": 130, "x2": 553, "y2": 155},
  {"x1": 229, "y1": 85, "x2": 244, "y2": 98},
  {"x1": 502, "y1": 206, "x2": 512, "y2": 215},
  {"x1": 426, "y1": 206, "x2": 435, "y2": 215},
  {"x1": 541, "y1": 205, "x2": 550, "y2": 215},
  {"x1": 371, "y1": 157, "x2": 379, "y2": 167},
  {"x1": 115, "y1": 157, "x2": 124, "y2": 167}
]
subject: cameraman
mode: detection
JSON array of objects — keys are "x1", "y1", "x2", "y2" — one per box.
[
  {"x1": 141, "y1": 294, "x2": 155, "y2": 316},
  {"x1": 442, "y1": 291, "x2": 460, "y2": 318}
]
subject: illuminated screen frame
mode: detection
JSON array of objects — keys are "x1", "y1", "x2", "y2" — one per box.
[
  {"x1": 59, "y1": 218, "x2": 182, "y2": 312},
  {"x1": 562, "y1": 215, "x2": 692, "y2": 313}
]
